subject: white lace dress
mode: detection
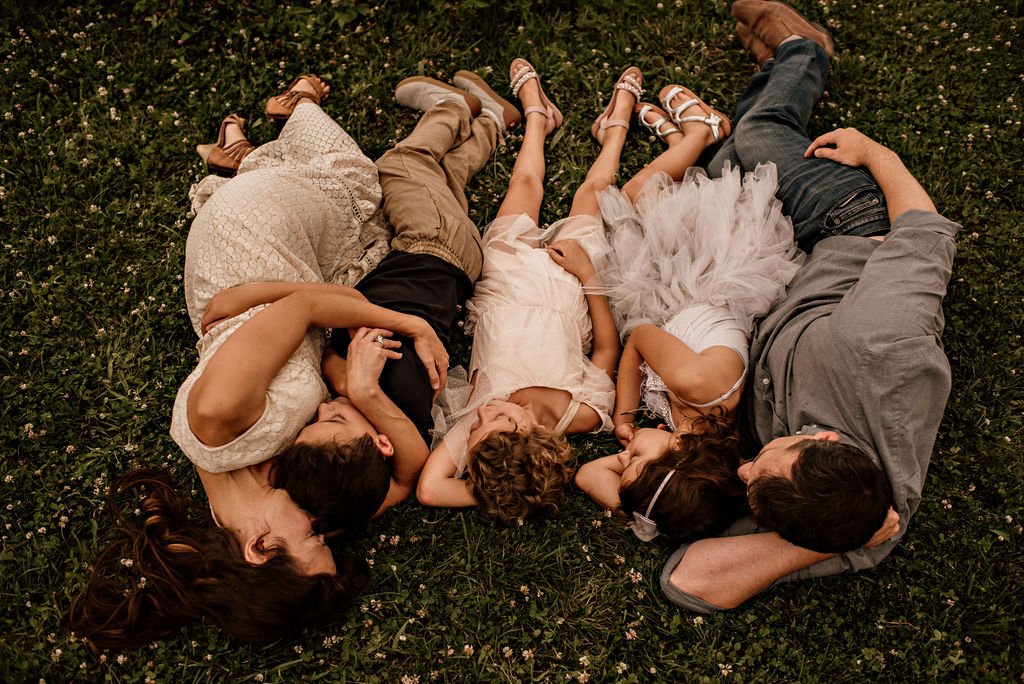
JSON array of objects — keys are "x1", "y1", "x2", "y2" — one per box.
[
  {"x1": 597, "y1": 162, "x2": 803, "y2": 427},
  {"x1": 170, "y1": 103, "x2": 391, "y2": 473},
  {"x1": 432, "y1": 213, "x2": 616, "y2": 475}
]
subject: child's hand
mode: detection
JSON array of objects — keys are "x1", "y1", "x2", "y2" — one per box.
[
  {"x1": 613, "y1": 422, "x2": 634, "y2": 446},
  {"x1": 547, "y1": 239, "x2": 597, "y2": 284}
]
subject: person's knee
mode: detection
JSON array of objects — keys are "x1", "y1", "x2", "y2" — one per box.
[
  {"x1": 575, "y1": 177, "x2": 612, "y2": 199},
  {"x1": 506, "y1": 170, "x2": 544, "y2": 199},
  {"x1": 732, "y1": 115, "x2": 788, "y2": 168}
]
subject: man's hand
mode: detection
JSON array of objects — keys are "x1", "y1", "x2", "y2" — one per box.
[
  {"x1": 865, "y1": 507, "x2": 901, "y2": 548},
  {"x1": 804, "y1": 127, "x2": 889, "y2": 169},
  {"x1": 547, "y1": 239, "x2": 597, "y2": 284},
  {"x1": 346, "y1": 327, "x2": 402, "y2": 396}
]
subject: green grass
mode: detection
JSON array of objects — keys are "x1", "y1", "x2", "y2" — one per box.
[{"x1": 1, "y1": 0, "x2": 1022, "y2": 681}]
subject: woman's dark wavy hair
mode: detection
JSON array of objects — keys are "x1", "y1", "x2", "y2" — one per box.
[
  {"x1": 64, "y1": 468, "x2": 368, "y2": 652},
  {"x1": 619, "y1": 416, "x2": 746, "y2": 543},
  {"x1": 274, "y1": 436, "x2": 390, "y2": 537}
]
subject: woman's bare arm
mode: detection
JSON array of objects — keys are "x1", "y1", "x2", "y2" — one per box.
[{"x1": 188, "y1": 290, "x2": 441, "y2": 446}]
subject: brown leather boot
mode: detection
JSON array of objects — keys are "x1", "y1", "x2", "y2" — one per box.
[{"x1": 730, "y1": 0, "x2": 834, "y2": 58}]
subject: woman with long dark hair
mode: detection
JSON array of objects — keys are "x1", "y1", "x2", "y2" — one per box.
[{"x1": 66, "y1": 75, "x2": 447, "y2": 649}]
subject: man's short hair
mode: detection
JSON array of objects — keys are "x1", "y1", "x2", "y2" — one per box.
[
  {"x1": 274, "y1": 436, "x2": 391, "y2": 536},
  {"x1": 747, "y1": 439, "x2": 891, "y2": 553}
]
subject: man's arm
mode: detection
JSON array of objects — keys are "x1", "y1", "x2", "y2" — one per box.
[
  {"x1": 667, "y1": 533, "x2": 833, "y2": 610},
  {"x1": 805, "y1": 128, "x2": 936, "y2": 222},
  {"x1": 666, "y1": 510, "x2": 901, "y2": 610}
]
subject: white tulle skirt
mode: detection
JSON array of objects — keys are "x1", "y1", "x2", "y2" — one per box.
[{"x1": 596, "y1": 162, "x2": 803, "y2": 337}]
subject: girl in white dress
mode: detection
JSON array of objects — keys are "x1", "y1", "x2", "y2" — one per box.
[
  {"x1": 575, "y1": 81, "x2": 803, "y2": 543},
  {"x1": 416, "y1": 59, "x2": 631, "y2": 523}
]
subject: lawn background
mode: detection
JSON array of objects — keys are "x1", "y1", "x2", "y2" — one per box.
[{"x1": 1, "y1": 0, "x2": 1021, "y2": 681}]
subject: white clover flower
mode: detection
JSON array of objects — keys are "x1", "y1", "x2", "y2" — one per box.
[
  {"x1": 463, "y1": 644, "x2": 474, "y2": 656},
  {"x1": 521, "y1": 649, "x2": 534, "y2": 661}
]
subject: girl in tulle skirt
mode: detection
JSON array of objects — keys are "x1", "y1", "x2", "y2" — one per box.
[{"x1": 575, "y1": 79, "x2": 804, "y2": 544}]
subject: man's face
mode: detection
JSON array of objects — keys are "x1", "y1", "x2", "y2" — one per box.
[{"x1": 738, "y1": 431, "x2": 841, "y2": 488}]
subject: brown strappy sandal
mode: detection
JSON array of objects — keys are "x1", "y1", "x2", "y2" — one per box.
[
  {"x1": 195, "y1": 114, "x2": 255, "y2": 177},
  {"x1": 264, "y1": 74, "x2": 330, "y2": 122}
]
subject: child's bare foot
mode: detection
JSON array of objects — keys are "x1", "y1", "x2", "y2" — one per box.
[
  {"x1": 658, "y1": 85, "x2": 731, "y2": 145},
  {"x1": 509, "y1": 59, "x2": 562, "y2": 135}
]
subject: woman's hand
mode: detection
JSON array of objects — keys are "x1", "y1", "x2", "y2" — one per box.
[
  {"x1": 201, "y1": 285, "x2": 261, "y2": 334},
  {"x1": 407, "y1": 319, "x2": 449, "y2": 396},
  {"x1": 201, "y1": 282, "x2": 299, "y2": 334},
  {"x1": 547, "y1": 239, "x2": 597, "y2": 284},
  {"x1": 804, "y1": 127, "x2": 888, "y2": 169},
  {"x1": 345, "y1": 327, "x2": 402, "y2": 395}
]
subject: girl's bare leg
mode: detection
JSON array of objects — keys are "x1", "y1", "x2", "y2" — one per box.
[
  {"x1": 568, "y1": 91, "x2": 638, "y2": 218},
  {"x1": 495, "y1": 78, "x2": 551, "y2": 223},
  {"x1": 622, "y1": 112, "x2": 717, "y2": 203}
]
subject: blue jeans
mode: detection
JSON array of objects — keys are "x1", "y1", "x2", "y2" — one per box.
[{"x1": 708, "y1": 40, "x2": 891, "y2": 251}]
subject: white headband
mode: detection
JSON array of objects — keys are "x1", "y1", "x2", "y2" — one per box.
[{"x1": 628, "y1": 470, "x2": 676, "y2": 542}]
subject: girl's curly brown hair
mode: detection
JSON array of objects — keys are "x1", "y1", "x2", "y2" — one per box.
[{"x1": 465, "y1": 426, "x2": 575, "y2": 524}]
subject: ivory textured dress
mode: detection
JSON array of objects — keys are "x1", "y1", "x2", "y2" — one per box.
[{"x1": 170, "y1": 103, "x2": 391, "y2": 472}]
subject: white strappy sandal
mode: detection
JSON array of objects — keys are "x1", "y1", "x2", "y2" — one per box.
[
  {"x1": 509, "y1": 58, "x2": 563, "y2": 135},
  {"x1": 634, "y1": 102, "x2": 680, "y2": 143},
  {"x1": 591, "y1": 66, "x2": 645, "y2": 144},
  {"x1": 658, "y1": 84, "x2": 733, "y2": 143}
]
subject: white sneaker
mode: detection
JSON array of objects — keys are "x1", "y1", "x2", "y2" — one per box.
[{"x1": 395, "y1": 77, "x2": 481, "y2": 116}]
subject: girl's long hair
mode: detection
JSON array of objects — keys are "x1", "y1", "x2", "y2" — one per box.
[{"x1": 65, "y1": 468, "x2": 367, "y2": 651}]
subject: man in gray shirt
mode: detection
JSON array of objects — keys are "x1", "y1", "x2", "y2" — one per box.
[{"x1": 660, "y1": 0, "x2": 960, "y2": 612}]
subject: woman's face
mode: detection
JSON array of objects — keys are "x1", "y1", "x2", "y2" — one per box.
[
  {"x1": 466, "y1": 400, "x2": 535, "y2": 450},
  {"x1": 261, "y1": 488, "x2": 336, "y2": 576},
  {"x1": 617, "y1": 427, "x2": 678, "y2": 487},
  {"x1": 296, "y1": 396, "x2": 379, "y2": 446}
]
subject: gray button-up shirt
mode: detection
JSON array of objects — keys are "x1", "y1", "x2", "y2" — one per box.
[{"x1": 746, "y1": 209, "x2": 960, "y2": 578}]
